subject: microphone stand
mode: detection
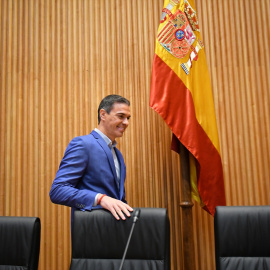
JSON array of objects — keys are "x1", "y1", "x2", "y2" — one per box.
[{"x1": 119, "y1": 209, "x2": 141, "y2": 270}]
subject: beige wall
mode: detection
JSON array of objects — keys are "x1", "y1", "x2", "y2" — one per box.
[{"x1": 0, "y1": 0, "x2": 269, "y2": 269}]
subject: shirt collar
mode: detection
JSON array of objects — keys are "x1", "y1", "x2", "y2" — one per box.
[{"x1": 94, "y1": 128, "x2": 117, "y2": 149}]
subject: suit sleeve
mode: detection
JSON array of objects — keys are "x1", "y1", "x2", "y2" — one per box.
[{"x1": 49, "y1": 137, "x2": 97, "y2": 210}]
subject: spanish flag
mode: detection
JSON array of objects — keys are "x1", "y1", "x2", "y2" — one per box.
[{"x1": 150, "y1": 0, "x2": 226, "y2": 215}]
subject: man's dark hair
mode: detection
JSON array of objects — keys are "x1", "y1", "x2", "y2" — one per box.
[{"x1": 98, "y1": 95, "x2": 130, "y2": 124}]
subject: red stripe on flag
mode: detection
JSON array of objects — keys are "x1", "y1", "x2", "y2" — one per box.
[{"x1": 150, "y1": 54, "x2": 226, "y2": 215}]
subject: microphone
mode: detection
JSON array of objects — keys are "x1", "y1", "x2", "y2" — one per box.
[
  {"x1": 133, "y1": 209, "x2": 141, "y2": 223},
  {"x1": 119, "y1": 209, "x2": 141, "y2": 270}
]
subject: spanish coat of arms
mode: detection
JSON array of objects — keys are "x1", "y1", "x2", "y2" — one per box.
[{"x1": 158, "y1": 0, "x2": 204, "y2": 75}]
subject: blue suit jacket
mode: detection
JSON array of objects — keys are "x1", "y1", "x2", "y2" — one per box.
[{"x1": 49, "y1": 130, "x2": 127, "y2": 213}]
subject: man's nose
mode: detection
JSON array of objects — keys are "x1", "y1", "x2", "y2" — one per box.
[{"x1": 123, "y1": 118, "x2": 129, "y2": 125}]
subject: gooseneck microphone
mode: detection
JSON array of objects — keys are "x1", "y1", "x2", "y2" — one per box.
[
  {"x1": 119, "y1": 209, "x2": 141, "y2": 270},
  {"x1": 133, "y1": 209, "x2": 141, "y2": 223}
]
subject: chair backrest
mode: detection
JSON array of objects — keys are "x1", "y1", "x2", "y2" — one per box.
[
  {"x1": 214, "y1": 206, "x2": 270, "y2": 270},
  {"x1": 0, "y1": 216, "x2": 41, "y2": 270},
  {"x1": 70, "y1": 208, "x2": 170, "y2": 270}
]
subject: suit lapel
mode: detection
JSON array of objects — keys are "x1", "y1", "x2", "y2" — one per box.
[
  {"x1": 115, "y1": 148, "x2": 125, "y2": 197},
  {"x1": 91, "y1": 130, "x2": 118, "y2": 188}
]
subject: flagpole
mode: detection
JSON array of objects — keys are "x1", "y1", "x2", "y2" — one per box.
[{"x1": 179, "y1": 142, "x2": 195, "y2": 270}]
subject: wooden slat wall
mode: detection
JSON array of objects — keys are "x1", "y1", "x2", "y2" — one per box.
[{"x1": 0, "y1": 0, "x2": 269, "y2": 269}]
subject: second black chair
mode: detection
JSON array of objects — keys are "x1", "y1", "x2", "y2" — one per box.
[{"x1": 70, "y1": 208, "x2": 170, "y2": 270}]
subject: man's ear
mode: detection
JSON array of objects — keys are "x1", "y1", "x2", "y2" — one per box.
[{"x1": 99, "y1": 109, "x2": 107, "y2": 121}]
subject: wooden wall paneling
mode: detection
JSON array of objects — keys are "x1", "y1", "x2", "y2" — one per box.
[
  {"x1": 1, "y1": 0, "x2": 270, "y2": 269},
  {"x1": 0, "y1": 0, "x2": 7, "y2": 216},
  {"x1": 0, "y1": 0, "x2": 3, "y2": 216}
]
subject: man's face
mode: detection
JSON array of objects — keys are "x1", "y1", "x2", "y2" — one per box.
[{"x1": 100, "y1": 103, "x2": 131, "y2": 141}]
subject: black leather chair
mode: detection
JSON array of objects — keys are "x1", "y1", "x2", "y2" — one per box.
[
  {"x1": 0, "y1": 216, "x2": 41, "y2": 270},
  {"x1": 214, "y1": 206, "x2": 270, "y2": 270},
  {"x1": 70, "y1": 208, "x2": 170, "y2": 270}
]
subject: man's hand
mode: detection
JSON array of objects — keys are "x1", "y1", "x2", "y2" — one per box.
[{"x1": 99, "y1": 195, "x2": 133, "y2": 220}]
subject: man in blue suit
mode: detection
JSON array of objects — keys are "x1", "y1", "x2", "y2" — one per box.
[{"x1": 49, "y1": 95, "x2": 133, "y2": 221}]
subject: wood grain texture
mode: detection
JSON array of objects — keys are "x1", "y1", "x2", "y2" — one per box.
[{"x1": 0, "y1": 0, "x2": 269, "y2": 269}]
